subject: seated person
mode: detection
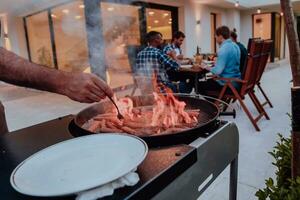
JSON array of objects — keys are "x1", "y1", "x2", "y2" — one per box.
[
  {"x1": 136, "y1": 31, "x2": 192, "y2": 93},
  {"x1": 230, "y1": 28, "x2": 247, "y2": 74},
  {"x1": 162, "y1": 31, "x2": 194, "y2": 92},
  {"x1": 163, "y1": 31, "x2": 185, "y2": 60},
  {"x1": 198, "y1": 26, "x2": 241, "y2": 95}
]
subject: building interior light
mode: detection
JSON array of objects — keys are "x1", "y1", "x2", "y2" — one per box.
[
  {"x1": 62, "y1": 9, "x2": 69, "y2": 14},
  {"x1": 280, "y1": 12, "x2": 284, "y2": 16},
  {"x1": 257, "y1": 8, "x2": 261, "y2": 14},
  {"x1": 79, "y1": 4, "x2": 85, "y2": 9},
  {"x1": 235, "y1": 1, "x2": 239, "y2": 8},
  {"x1": 154, "y1": 20, "x2": 159, "y2": 24},
  {"x1": 168, "y1": 21, "x2": 172, "y2": 24},
  {"x1": 163, "y1": 13, "x2": 169, "y2": 17},
  {"x1": 75, "y1": 15, "x2": 82, "y2": 20},
  {"x1": 148, "y1": 11, "x2": 155, "y2": 16},
  {"x1": 107, "y1": 7, "x2": 114, "y2": 11},
  {"x1": 51, "y1": 14, "x2": 57, "y2": 18},
  {"x1": 169, "y1": 18, "x2": 172, "y2": 21},
  {"x1": 148, "y1": 26, "x2": 152, "y2": 29}
]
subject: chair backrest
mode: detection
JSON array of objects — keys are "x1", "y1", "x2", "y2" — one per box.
[
  {"x1": 256, "y1": 39, "x2": 273, "y2": 83},
  {"x1": 241, "y1": 38, "x2": 261, "y2": 79},
  {"x1": 247, "y1": 37, "x2": 261, "y2": 52},
  {"x1": 240, "y1": 39, "x2": 263, "y2": 96}
]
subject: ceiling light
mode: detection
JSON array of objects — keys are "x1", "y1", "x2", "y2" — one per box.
[
  {"x1": 75, "y1": 15, "x2": 82, "y2": 20},
  {"x1": 235, "y1": 1, "x2": 239, "y2": 8},
  {"x1": 257, "y1": 8, "x2": 261, "y2": 14},
  {"x1": 280, "y1": 12, "x2": 284, "y2": 16},
  {"x1": 107, "y1": 7, "x2": 114, "y2": 11},
  {"x1": 169, "y1": 18, "x2": 172, "y2": 21},
  {"x1": 148, "y1": 11, "x2": 155, "y2": 16},
  {"x1": 51, "y1": 14, "x2": 57, "y2": 18},
  {"x1": 163, "y1": 13, "x2": 169, "y2": 17},
  {"x1": 79, "y1": 4, "x2": 85, "y2": 9},
  {"x1": 148, "y1": 26, "x2": 152, "y2": 29},
  {"x1": 62, "y1": 9, "x2": 69, "y2": 14},
  {"x1": 168, "y1": 21, "x2": 172, "y2": 24},
  {"x1": 154, "y1": 20, "x2": 159, "y2": 24}
]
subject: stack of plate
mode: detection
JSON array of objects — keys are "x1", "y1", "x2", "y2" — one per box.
[{"x1": 10, "y1": 134, "x2": 148, "y2": 197}]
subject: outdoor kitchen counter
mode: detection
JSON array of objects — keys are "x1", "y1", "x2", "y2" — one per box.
[{"x1": 0, "y1": 115, "x2": 197, "y2": 200}]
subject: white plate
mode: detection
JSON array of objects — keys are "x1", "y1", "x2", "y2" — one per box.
[
  {"x1": 10, "y1": 134, "x2": 148, "y2": 197},
  {"x1": 180, "y1": 64, "x2": 193, "y2": 69},
  {"x1": 202, "y1": 60, "x2": 214, "y2": 65}
]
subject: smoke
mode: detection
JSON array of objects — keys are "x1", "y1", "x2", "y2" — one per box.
[{"x1": 12, "y1": 0, "x2": 150, "y2": 90}]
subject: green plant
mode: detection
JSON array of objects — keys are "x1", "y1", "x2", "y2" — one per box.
[{"x1": 255, "y1": 134, "x2": 300, "y2": 200}]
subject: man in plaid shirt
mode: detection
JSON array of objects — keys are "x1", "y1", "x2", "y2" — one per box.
[{"x1": 136, "y1": 31, "x2": 190, "y2": 93}]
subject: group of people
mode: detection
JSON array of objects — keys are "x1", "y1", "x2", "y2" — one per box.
[
  {"x1": 0, "y1": 25, "x2": 247, "y2": 135},
  {"x1": 136, "y1": 25, "x2": 247, "y2": 95}
]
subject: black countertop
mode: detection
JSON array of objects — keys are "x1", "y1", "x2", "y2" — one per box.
[{"x1": 0, "y1": 115, "x2": 197, "y2": 200}]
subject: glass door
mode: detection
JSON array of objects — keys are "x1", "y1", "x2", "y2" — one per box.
[
  {"x1": 100, "y1": 2, "x2": 141, "y2": 88},
  {"x1": 146, "y1": 8, "x2": 172, "y2": 42},
  {"x1": 51, "y1": 0, "x2": 90, "y2": 73},
  {"x1": 25, "y1": 11, "x2": 55, "y2": 68}
]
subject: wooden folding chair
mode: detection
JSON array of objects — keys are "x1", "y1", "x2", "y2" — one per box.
[
  {"x1": 255, "y1": 39, "x2": 273, "y2": 108},
  {"x1": 206, "y1": 39, "x2": 269, "y2": 131}
]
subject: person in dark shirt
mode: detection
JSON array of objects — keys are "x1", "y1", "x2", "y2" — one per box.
[
  {"x1": 230, "y1": 29, "x2": 248, "y2": 75},
  {"x1": 163, "y1": 31, "x2": 194, "y2": 93}
]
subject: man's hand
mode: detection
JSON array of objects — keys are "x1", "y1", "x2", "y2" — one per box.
[
  {"x1": 177, "y1": 54, "x2": 184, "y2": 60},
  {"x1": 61, "y1": 73, "x2": 114, "y2": 103},
  {"x1": 167, "y1": 51, "x2": 177, "y2": 60}
]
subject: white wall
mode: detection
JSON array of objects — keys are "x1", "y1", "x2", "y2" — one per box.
[
  {"x1": 180, "y1": 1, "x2": 241, "y2": 56},
  {"x1": 7, "y1": 14, "x2": 27, "y2": 58},
  {"x1": 240, "y1": 10, "x2": 253, "y2": 46}
]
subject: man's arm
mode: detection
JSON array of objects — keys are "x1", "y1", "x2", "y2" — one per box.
[
  {"x1": 0, "y1": 48, "x2": 113, "y2": 103},
  {"x1": 158, "y1": 51, "x2": 180, "y2": 71},
  {"x1": 209, "y1": 48, "x2": 227, "y2": 75}
]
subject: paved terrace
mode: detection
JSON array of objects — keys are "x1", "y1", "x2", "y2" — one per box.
[{"x1": 0, "y1": 60, "x2": 292, "y2": 200}]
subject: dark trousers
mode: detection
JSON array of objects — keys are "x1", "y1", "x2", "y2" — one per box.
[
  {"x1": 167, "y1": 71, "x2": 194, "y2": 93},
  {"x1": 197, "y1": 79, "x2": 224, "y2": 95},
  {"x1": 0, "y1": 101, "x2": 8, "y2": 136}
]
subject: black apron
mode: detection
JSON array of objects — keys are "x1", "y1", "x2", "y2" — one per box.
[{"x1": 0, "y1": 101, "x2": 8, "y2": 135}]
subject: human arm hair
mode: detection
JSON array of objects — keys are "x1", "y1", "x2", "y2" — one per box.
[{"x1": 0, "y1": 48, "x2": 113, "y2": 103}]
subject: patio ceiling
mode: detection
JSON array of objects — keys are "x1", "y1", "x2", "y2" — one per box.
[{"x1": 2, "y1": 0, "x2": 300, "y2": 16}]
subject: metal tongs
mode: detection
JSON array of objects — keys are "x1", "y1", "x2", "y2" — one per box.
[{"x1": 99, "y1": 88, "x2": 124, "y2": 119}]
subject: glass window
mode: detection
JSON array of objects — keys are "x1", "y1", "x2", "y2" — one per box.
[
  {"x1": 100, "y1": 2, "x2": 141, "y2": 88},
  {"x1": 146, "y1": 8, "x2": 172, "y2": 42},
  {"x1": 51, "y1": 0, "x2": 90, "y2": 72},
  {"x1": 26, "y1": 12, "x2": 54, "y2": 67}
]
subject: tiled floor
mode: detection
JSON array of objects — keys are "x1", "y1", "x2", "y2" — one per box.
[{"x1": 0, "y1": 60, "x2": 292, "y2": 199}]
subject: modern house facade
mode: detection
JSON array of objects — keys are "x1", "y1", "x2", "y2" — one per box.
[{"x1": 1, "y1": 0, "x2": 299, "y2": 88}]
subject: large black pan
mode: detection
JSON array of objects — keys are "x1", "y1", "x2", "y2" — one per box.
[{"x1": 69, "y1": 94, "x2": 220, "y2": 147}]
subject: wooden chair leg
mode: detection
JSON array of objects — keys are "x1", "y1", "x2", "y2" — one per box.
[
  {"x1": 249, "y1": 92, "x2": 270, "y2": 120},
  {"x1": 257, "y1": 83, "x2": 273, "y2": 108},
  {"x1": 228, "y1": 84, "x2": 260, "y2": 131},
  {"x1": 213, "y1": 84, "x2": 229, "y2": 107}
]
